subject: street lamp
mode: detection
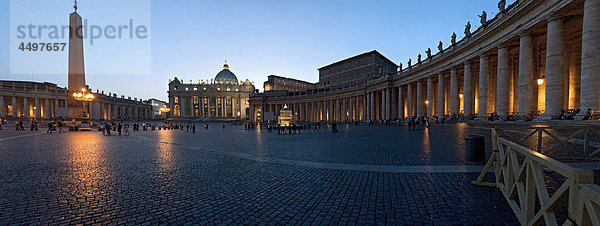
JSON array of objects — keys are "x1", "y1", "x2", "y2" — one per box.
[
  {"x1": 159, "y1": 105, "x2": 171, "y2": 118},
  {"x1": 72, "y1": 88, "x2": 94, "y2": 119}
]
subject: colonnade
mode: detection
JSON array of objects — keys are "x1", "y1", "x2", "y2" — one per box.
[
  {"x1": 171, "y1": 95, "x2": 245, "y2": 118},
  {"x1": 248, "y1": 0, "x2": 599, "y2": 123},
  {"x1": 0, "y1": 95, "x2": 152, "y2": 120}
]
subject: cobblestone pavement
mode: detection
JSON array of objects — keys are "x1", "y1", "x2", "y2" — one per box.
[{"x1": 0, "y1": 123, "x2": 575, "y2": 224}]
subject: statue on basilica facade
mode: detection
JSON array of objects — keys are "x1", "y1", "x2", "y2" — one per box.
[
  {"x1": 498, "y1": 0, "x2": 506, "y2": 12},
  {"x1": 417, "y1": 54, "x2": 422, "y2": 64},
  {"x1": 451, "y1": 32, "x2": 457, "y2": 46},
  {"x1": 438, "y1": 41, "x2": 444, "y2": 53},
  {"x1": 426, "y1": 48, "x2": 432, "y2": 59},
  {"x1": 408, "y1": 58, "x2": 412, "y2": 69},
  {"x1": 398, "y1": 62, "x2": 403, "y2": 73},
  {"x1": 479, "y1": 11, "x2": 488, "y2": 27},
  {"x1": 465, "y1": 21, "x2": 472, "y2": 37}
]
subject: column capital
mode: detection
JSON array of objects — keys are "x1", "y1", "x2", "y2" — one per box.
[
  {"x1": 547, "y1": 14, "x2": 565, "y2": 22},
  {"x1": 519, "y1": 31, "x2": 534, "y2": 38}
]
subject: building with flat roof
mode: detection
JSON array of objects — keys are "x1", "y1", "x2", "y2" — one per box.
[
  {"x1": 318, "y1": 50, "x2": 397, "y2": 89},
  {"x1": 263, "y1": 75, "x2": 317, "y2": 92}
]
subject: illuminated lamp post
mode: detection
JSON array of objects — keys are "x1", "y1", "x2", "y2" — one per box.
[
  {"x1": 159, "y1": 105, "x2": 171, "y2": 119},
  {"x1": 72, "y1": 88, "x2": 94, "y2": 119}
]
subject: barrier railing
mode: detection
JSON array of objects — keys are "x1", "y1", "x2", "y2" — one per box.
[
  {"x1": 495, "y1": 126, "x2": 600, "y2": 160},
  {"x1": 472, "y1": 129, "x2": 599, "y2": 225}
]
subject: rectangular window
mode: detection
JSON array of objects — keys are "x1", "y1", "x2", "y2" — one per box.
[{"x1": 193, "y1": 96, "x2": 199, "y2": 104}]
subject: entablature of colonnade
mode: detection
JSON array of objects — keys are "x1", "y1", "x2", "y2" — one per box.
[
  {"x1": 391, "y1": 0, "x2": 580, "y2": 86},
  {"x1": 0, "y1": 91, "x2": 68, "y2": 100},
  {"x1": 252, "y1": 87, "x2": 368, "y2": 104}
]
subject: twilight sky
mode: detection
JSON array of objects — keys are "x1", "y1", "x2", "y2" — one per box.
[{"x1": 0, "y1": 0, "x2": 515, "y2": 101}]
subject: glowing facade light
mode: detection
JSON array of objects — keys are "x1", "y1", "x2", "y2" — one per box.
[
  {"x1": 537, "y1": 78, "x2": 544, "y2": 86},
  {"x1": 459, "y1": 93, "x2": 464, "y2": 99}
]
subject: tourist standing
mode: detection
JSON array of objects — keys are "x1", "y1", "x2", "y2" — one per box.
[
  {"x1": 192, "y1": 124, "x2": 196, "y2": 133},
  {"x1": 118, "y1": 123, "x2": 122, "y2": 135}
]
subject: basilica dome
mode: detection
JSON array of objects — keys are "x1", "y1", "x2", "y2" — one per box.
[{"x1": 214, "y1": 60, "x2": 238, "y2": 84}]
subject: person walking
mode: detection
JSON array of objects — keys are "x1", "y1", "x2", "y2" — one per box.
[
  {"x1": 124, "y1": 123, "x2": 130, "y2": 136},
  {"x1": 106, "y1": 123, "x2": 111, "y2": 135},
  {"x1": 192, "y1": 124, "x2": 196, "y2": 134},
  {"x1": 47, "y1": 121, "x2": 54, "y2": 134},
  {"x1": 58, "y1": 120, "x2": 64, "y2": 133},
  {"x1": 118, "y1": 123, "x2": 123, "y2": 135}
]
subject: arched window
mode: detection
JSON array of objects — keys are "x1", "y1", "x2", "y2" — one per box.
[
  {"x1": 174, "y1": 96, "x2": 179, "y2": 103},
  {"x1": 174, "y1": 105, "x2": 180, "y2": 117}
]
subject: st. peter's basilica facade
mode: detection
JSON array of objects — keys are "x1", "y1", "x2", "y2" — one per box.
[{"x1": 168, "y1": 61, "x2": 255, "y2": 120}]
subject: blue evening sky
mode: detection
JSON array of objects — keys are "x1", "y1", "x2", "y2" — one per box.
[{"x1": 0, "y1": 0, "x2": 515, "y2": 101}]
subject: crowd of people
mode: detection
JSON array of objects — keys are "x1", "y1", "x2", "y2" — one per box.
[{"x1": 0, "y1": 108, "x2": 597, "y2": 135}]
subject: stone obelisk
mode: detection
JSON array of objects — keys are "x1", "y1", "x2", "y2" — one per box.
[{"x1": 68, "y1": 1, "x2": 86, "y2": 118}]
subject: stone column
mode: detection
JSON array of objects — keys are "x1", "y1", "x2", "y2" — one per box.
[
  {"x1": 341, "y1": 99, "x2": 345, "y2": 121},
  {"x1": 362, "y1": 94, "x2": 367, "y2": 121},
  {"x1": 309, "y1": 102, "x2": 314, "y2": 122},
  {"x1": 221, "y1": 98, "x2": 225, "y2": 117},
  {"x1": 478, "y1": 54, "x2": 489, "y2": 118},
  {"x1": 23, "y1": 97, "x2": 29, "y2": 118},
  {"x1": 580, "y1": 0, "x2": 600, "y2": 115},
  {"x1": 99, "y1": 102, "x2": 104, "y2": 120},
  {"x1": 355, "y1": 96, "x2": 360, "y2": 121},
  {"x1": 200, "y1": 98, "x2": 204, "y2": 117},
  {"x1": 407, "y1": 84, "x2": 413, "y2": 117},
  {"x1": 340, "y1": 98, "x2": 345, "y2": 121},
  {"x1": 450, "y1": 68, "x2": 459, "y2": 115},
  {"x1": 317, "y1": 101, "x2": 321, "y2": 121},
  {"x1": 304, "y1": 103, "x2": 308, "y2": 122},
  {"x1": 381, "y1": 90, "x2": 386, "y2": 120},
  {"x1": 207, "y1": 98, "x2": 212, "y2": 118},
  {"x1": 111, "y1": 104, "x2": 115, "y2": 119},
  {"x1": 438, "y1": 72, "x2": 446, "y2": 116},
  {"x1": 416, "y1": 80, "x2": 423, "y2": 117},
  {"x1": 398, "y1": 86, "x2": 404, "y2": 119},
  {"x1": 13, "y1": 97, "x2": 18, "y2": 117},
  {"x1": 0, "y1": 96, "x2": 4, "y2": 117},
  {"x1": 464, "y1": 61, "x2": 473, "y2": 116},
  {"x1": 250, "y1": 104, "x2": 254, "y2": 122},
  {"x1": 544, "y1": 17, "x2": 566, "y2": 119},
  {"x1": 370, "y1": 92, "x2": 375, "y2": 121},
  {"x1": 34, "y1": 98, "x2": 40, "y2": 118},
  {"x1": 365, "y1": 93, "x2": 370, "y2": 121},
  {"x1": 85, "y1": 101, "x2": 90, "y2": 119},
  {"x1": 332, "y1": 99, "x2": 337, "y2": 122},
  {"x1": 427, "y1": 77, "x2": 434, "y2": 117},
  {"x1": 386, "y1": 88, "x2": 391, "y2": 120},
  {"x1": 518, "y1": 34, "x2": 535, "y2": 117},
  {"x1": 497, "y1": 46, "x2": 510, "y2": 117},
  {"x1": 44, "y1": 98, "x2": 51, "y2": 118}
]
